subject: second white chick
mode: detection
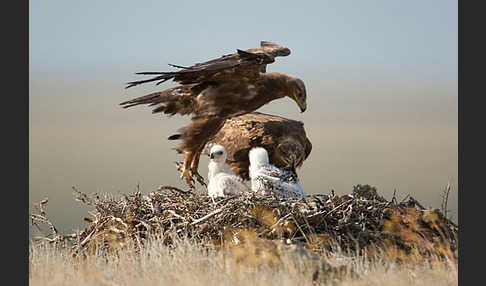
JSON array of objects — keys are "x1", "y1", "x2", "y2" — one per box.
[{"x1": 249, "y1": 147, "x2": 306, "y2": 199}]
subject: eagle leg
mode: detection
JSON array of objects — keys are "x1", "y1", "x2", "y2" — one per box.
[
  {"x1": 178, "y1": 153, "x2": 195, "y2": 188},
  {"x1": 191, "y1": 170, "x2": 206, "y2": 187},
  {"x1": 181, "y1": 168, "x2": 195, "y2": 188},
  {"x1": 174, "y1": 161, "x2": 184, "y2": 172},
  {"x1": 178, "y1": 117, "x2": 225, "y2": 188},
  {"x1": 190, "y1": 149, "x2": 207, "y2": 188}
]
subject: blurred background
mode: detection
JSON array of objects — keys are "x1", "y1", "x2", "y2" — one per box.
[{"x1": 29, "y1": 0, "x2": 457, "y2": 236}]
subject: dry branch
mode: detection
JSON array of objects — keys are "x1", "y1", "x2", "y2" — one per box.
[{"x1": 30, "y1": 187, "x2": 458, "y2": 261}]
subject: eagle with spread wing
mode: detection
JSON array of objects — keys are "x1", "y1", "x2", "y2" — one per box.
[
  {"x1": 120, "y1": 41, "x2": 307, "y2": 188},
  {"x1": 203, "y1": 112, "x2": 312, "y2": 180}
]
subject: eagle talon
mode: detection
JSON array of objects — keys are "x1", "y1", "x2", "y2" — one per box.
[
  {"x1": 191, "y1": 170, "x2": 207, "y2": 188},
  {"x1": 179, "y1": 167, "x2": 195, "y2": 188},
  {"x1": 175, "y1": 161, "x2": 184, "y2": 172}
]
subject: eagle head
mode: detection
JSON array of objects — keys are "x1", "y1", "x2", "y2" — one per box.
[
  {"x1": 275, "y1": 137, "x2": 305, "y2": 172},
  {"x1": 288, "y1": 78, "x2": 307, "y2": 113}
]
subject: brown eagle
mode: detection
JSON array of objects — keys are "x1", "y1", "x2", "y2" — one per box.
[
  {"x1": 120, "y1": 41, "x2": 307, "y2": 188},
  {"x1": 202, "y1": 112, "x2": 312, "y2": 180}
]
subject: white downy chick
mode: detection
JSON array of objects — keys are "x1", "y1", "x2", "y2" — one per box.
[
  {"x1": 207, "y1": 144, "x2": 250, "y2": 198},
  {"x1": 249, "y1": 147, "x2": 306, "y2": 199}
]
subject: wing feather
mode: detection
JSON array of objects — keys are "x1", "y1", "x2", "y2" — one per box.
[
  {"x1": 120, "y1": 85, "x2": 197, "y2": 116},
  {"x1": 126, "y1": 41, "x2": 290, "y2": 88}
]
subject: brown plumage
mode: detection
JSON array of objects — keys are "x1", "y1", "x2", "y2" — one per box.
[
  {"x1": 124, "y1": 41, "x2": 292, "y2": 88},
  {"x1": 203, "y1": 112, "x2": 312, "y2": 180},
  {"x1": 120, "y1": 41, "x2": 307, "y2": 188}
]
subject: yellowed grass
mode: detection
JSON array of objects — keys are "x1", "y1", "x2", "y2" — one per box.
[{"x1": 29, "y1": 235, "x2": 457, "y2": 286}]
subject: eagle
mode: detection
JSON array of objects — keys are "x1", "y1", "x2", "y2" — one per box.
[
  {"x1": 203, "y1": 112, "x2": 312, "y2": 181},
  {"x1": 207, "y1": 144, "x2": 250, "y2": 198},
  {"x1": 248, "y1": 147, "x2": 307, "y2": 199},
  {"x1": 120, "y1": 41, "x2": 307, "y2": 188}
]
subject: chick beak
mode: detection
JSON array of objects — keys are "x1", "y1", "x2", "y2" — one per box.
[{"x1": 209, "y1": 153, "x2": 214, "y2": 159}]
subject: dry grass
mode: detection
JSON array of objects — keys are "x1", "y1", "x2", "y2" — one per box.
[
  {"x1": 29, "y1": 234, "x2": 457, "y2": 286},
  {"x1": 29, "y1": 185, "x2": 458, "y2": 285}
]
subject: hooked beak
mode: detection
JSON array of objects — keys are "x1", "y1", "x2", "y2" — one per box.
[
  {"x1": 285, "y1": 153, "x2": 297, "y2": 172},
  {"x1": 290, "y1": 157, "x2": 297, "y2": 176},
  {"x1": 292, "y1": 96, "x2": 307, "y2": 113},
  {"x1": 290, "y1": 157, "x2": 296, "y2": 170},
  {"x1": 299, "y1": 103, "x2": 307, "y2": 113}
]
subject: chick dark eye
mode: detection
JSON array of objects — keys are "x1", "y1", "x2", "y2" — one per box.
[{"x1": 216, "y1": 151, "x2": 223, "y2": 155}]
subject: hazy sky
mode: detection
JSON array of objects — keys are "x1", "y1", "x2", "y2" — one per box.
[
  {"x1": 29, "y1": 1, "x2": 457, "y2": 234},
  {"x1": 30, "y1": 0, "x2": 457, "y2": 81}
]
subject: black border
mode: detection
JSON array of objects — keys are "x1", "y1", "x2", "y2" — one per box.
[
  {"x1": 459, "y1": 0, "x2": 483, "y2": 285},
  {"x1": 5, "y1": 0, "x2": 29, "y2": 284}
]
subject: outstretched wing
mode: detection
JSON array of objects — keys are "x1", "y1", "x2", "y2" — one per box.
[
  {"x1": 247, "y1": 41, "x2": 292, "y2": 73},
  {"x1": 126, "y1": 41, "x2": 291, "y2": 88}
]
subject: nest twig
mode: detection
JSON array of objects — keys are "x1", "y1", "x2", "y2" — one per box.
[{"x1": 30, "y1": 186, "x2": 458, "y2": 261}]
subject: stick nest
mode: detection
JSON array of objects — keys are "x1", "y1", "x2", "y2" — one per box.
[{"x1": 31, "y1": 185, "x2": 458, "y2": 261}]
